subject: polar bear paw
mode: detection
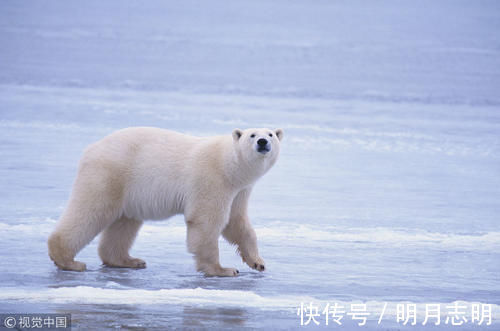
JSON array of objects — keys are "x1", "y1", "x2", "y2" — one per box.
[
  {"x1": 125, "y1": 257, "x2": 147, "y2": 269},
  {"x1": 244, "y1": 256, "x2": 266, "y2": 272},
  {"x1": 217, "y1": 267, "x2": 240, "y2": 277},
  {"x1": 202, "y1": 265, "x2": 239, "y2": 277},
  {"x1": 103, "y1": 257, "x2": 147, "y2": 269},
  {"x1": 54, "y1": 260, "x2": 87, "y2": 272}
]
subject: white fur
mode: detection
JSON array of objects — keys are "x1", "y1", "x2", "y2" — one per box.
[{"x1": 48, "y1": 127, "x2": 283, "y2": 276}]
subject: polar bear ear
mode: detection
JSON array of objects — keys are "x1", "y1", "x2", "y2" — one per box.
[
  {"x1": 232, "y1": 128, "x2": 243, "y2": 141},
  {"x1": 275, "y1": 128, "x2": 284, "y2": 141}
]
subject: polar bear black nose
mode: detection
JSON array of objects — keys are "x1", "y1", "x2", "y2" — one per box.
[{"x1": 257, "y1": 138, "x2": 268, "y2": 146}]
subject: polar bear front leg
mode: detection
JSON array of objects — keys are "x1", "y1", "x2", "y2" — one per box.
[
  {"x1": 223, "y1": 217, "x2": 265, "y2": 272},
  {"x1": 223, "y1": 188, "x2": 266, "y2": 272},
  {"x1": 186, "y1": 212, "x2": 239, "y2": 277}
]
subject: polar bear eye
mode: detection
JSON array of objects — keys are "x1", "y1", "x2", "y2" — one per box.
[
  {"x1": 269, "y1": 133, "x2": 273, "y2": 137},
  {"x1": 250, "y1": 134, "x2": 256, "y2": 138}
]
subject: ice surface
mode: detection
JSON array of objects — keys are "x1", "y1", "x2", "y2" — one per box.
[{"x1": 1, "y1": 0, "x2": 499, "y2": 330}]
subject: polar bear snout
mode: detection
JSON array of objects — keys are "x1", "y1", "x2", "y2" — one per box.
[
  {"x1": 257, "y1": 138, "x2": 268, "y2": 146},
  {"x1": 256, "y1": 138, "x2": 271, "y2": 154}
]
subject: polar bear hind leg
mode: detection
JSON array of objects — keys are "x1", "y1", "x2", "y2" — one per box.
[
  {"x1": 48, "y1": 196, "x2": 121, "y2": 271},
  {"x1": 98, "y1": 216, "x2": 145, "y2": 268},
  {"x1": 48, "y1": 163, "x2": 124, "y2": 271}
]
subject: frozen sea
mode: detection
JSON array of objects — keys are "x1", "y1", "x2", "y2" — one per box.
[{"x1": 1, "y1": 1, "x2": 500, "y2": 330}]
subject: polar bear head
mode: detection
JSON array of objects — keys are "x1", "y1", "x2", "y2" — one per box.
[{"x1": 232, "y1": 128, "x2": 284, "y2": 174}]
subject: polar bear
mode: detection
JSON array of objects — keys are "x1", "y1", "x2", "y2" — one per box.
[{"x1": 48, "y1": 127, "x2": 283, "y2": 276}]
